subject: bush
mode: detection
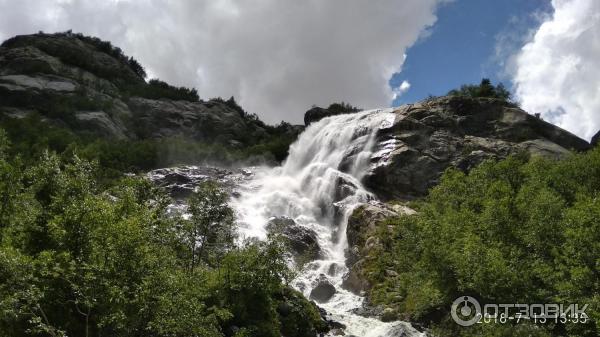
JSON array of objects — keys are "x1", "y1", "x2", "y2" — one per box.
[
  {"x1": 2, "y1": 31, "x2": 147, "y2": 81},
  {"x1": 326, "y1": 102, "x2": 360, "y2": 114},
  {"x1": 0, "y1": 139, "x2": 327, "y2": 337},
  {"x1": 448, "y1": 78, "x2": 512, "y2": 101},
  {"x1": 0, "y1": 116, "x2": 297, "y2": 183},
  {"x1": 365, "y1": 150, "x2": 600, "y2": 336},
  {"x1": 124, "y1": 79, "x2": 199, "y2": 102}
]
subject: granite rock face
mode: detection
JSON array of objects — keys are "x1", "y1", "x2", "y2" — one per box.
[{"x1": 365, "y1": 96, "x2": 591, "y2": 200}]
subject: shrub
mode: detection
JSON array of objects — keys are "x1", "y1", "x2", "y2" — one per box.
[
  {"x1": 0, "y1": 143, "x2": 327, "y2": 337},
  {"x1": 448, "y1": 78, "x2": 512, "y2": 101},
  {"x1": 366, "y1": 150, "x2": 600, "y2": 336},
  {"x1": 125, "y1": 79, "x2": 199, "y2": 102}
]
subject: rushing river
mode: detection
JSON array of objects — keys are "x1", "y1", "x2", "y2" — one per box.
[{"x1": 230, "y1": 110, "x2": 425, "y2": 337}]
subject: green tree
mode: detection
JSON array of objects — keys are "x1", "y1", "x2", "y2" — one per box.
[
  {"x1": 365, "y1": 149, "x2": 600, "y2": 337},
  {"x1": 184, "y1": 181, "x2": 236, "y2": 270},
  {"x1": 448, "y1": 78, "x2": 512, "y2": 101}
]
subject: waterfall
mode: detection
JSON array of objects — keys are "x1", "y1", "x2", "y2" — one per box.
[{"x1": 231, "y1": 109, "x2": 424, "y2": 337}]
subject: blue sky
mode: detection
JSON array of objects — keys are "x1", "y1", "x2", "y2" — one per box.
[{"x1": 391, "y1": 0, "x2": 552, "y2": 106}]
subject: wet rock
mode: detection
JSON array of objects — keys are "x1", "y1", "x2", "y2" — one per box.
[
  {"x1": 386, "y1": 324, "x2": 410, "y2": 337},
  {"x1": 147, "y1": 166, "x2": 250, "y2": 199},
  {"x1": 341, "y1": 260, "x2": 369, "y2": 295},
  {"x1": 381, "y1": 307, "x2": 398, "y2": 322},
  {"x1": 350, "y1": 304, "x2": 384, "y2": 318},
  {"x1": 333, "y1": 175, "x2": 360, "y2": 202},
  {"x1": 327, "y1": 263, "x2": 344, "y2": 277},
  {"x1": 309, "y1": 276, "x2": 336, "y2": 303},
  {"x1": 266, "y1": 217, "x2": 322, "y2": 262},
  {"x1": 330, "y1": 328, "x2": 345, "y2": 336},
  {"x1": 329, "y1": 321, "x2": 346, "y2": 330}
]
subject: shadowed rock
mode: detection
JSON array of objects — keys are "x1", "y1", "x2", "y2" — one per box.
[
  {"x1": 309, "y1": 275, "x2": 336, "y2": 303},
  {"x1": 266, "y1": 217, "x2": 322, "y2": 262}
]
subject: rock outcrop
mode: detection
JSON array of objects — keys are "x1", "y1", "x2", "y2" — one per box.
[
  {"x1": 266, "y1": 217, "x2": 323, "y2": 263},
  {"x1": 0, "y1": 32, "x2": 300, "y2": 147},
  {"x1": 303, "y1": 103, "x2": 360, "y2": 126},
  {"x1": 366, "y1": 96, "x2": 591, "y2": 200},
  {"x1": 309, "y1": 275, "x2": 337, "y2": 303},
  {"x1": 342, "y1": 201, "x2": 415, "y2": 295},
  {"x1": 147, "y1": 165, "x2": 253, "y2": 198}
]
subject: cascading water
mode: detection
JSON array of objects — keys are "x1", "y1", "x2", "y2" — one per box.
[{"x1": 231, "y1": 109, "x2": 424, "y2": 337}]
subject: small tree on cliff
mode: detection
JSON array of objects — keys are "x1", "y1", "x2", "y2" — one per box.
[{"x1": 448, "y1": 78, "x2": 511, "y2": 101}]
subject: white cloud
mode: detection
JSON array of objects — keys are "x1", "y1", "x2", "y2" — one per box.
[
  {"x1": 392, "y1": 80, "x2": 411, "y2": 100},
  {"x1": 512, "y1": 0, "x2": 600, "y2": 140},
  {"x1": 0, "y1": 0, "x2": 442, "y2": 124}
]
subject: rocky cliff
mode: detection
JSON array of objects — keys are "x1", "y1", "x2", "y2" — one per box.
[
  {"x1": 365, "y1": 96, "x2": 590, "y2": 200},
  {"x1": 0, "y1": 32, "x2": 299, "y2": 147},
  {"x1": 343, "y1": 95, "x2": 593, "y2": 298}
]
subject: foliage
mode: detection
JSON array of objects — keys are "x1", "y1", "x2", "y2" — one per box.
[
  {"x1": 185, "y1": 181, "x2": 236, "y2": 269},
  {"x1": 124, "y1": 79, "x2": 199, "y2": 102},
  {"x1": 326, "y1": 102, "x2": 361, "y2": 114},
  {"x1": 0, "y1": 135, "x2": 326, "y2": 337},
  {"x1": 448, "y1": 78, "x2": 512, "y2": 101},
  {"x1": 0, "y1": 116, "x2": 297, "y2": 183},
  {"x1": 1, "y1": 32, "x2": 199, "y2": 102},
  {"x1": 2, "y1": 31, "x2": 146, "y2": 81},
  {"x1": 365, "y1": 150, "x2": 600, "y2": 336}
]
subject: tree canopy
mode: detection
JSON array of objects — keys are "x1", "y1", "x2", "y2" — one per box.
[{"x1": 448, "y1": 78, "x2": 512, "y2": 101}]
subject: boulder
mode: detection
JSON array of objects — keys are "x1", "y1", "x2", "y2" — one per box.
[
  {"x1": 147, "y1": 166, "x2": 248, "y2": 199},
  {"x1": 309, "y1": 276, "x2": 336, "y2": 303},
  {"x1": 304, "y1": 106, "x2": 331, "y2": 126},
  {"x1": 266, "y1": 217, "x2": 322, "y2": 262}
]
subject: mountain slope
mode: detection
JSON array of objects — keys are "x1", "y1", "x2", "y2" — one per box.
[{"x1": 0, "y1": 32, "x2": 300, "y2": 166}]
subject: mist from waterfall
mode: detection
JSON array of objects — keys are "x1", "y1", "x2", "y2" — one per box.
[{"x1": 231, "y1": 109, "x2": 424, "y2": 337}]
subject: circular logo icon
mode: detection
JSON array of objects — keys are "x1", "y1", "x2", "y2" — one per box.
[{"x1": 451, "y1": 296, "x2": 481, "y2": 326}]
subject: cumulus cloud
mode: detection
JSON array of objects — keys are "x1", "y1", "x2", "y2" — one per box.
[
  {"x1": 392, "y1": 80, "x2": 411, "y2": 100},
  {"x1": 512, "y1": 0, "x2": 600, "y2": 140},
  {"x1": 0, "y1": 0, "x2": 442, "y2": 124}
]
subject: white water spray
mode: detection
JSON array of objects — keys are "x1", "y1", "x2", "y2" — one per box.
[{"x1": 231, "y1": 109, "x2": 424, "y2": 337}]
